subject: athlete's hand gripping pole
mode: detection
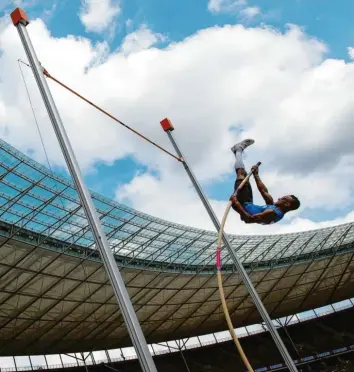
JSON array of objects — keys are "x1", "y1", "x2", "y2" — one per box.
[
  {"x1": 216, "y1": 161, "x2": 260, "y2": 372},
  {"x1": 234, "y1": 162, "x2": 261, "y2": 196}
]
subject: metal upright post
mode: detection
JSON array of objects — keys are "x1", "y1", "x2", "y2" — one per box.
[
  {"x1": 11, "y1": 8, "x2": 157, "y2": 372},
  {"x1": 160, "y1": 118, "x2": 298, "y2": 372}
]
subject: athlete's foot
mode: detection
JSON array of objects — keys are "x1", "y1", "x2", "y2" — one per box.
[{"x1": 231, "y1": 139, "x2": 255, "y2": 154}]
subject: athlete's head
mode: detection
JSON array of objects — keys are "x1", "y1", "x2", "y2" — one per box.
[{"x1": 277, "y1": 195, "x2": 300, "y2": 212}]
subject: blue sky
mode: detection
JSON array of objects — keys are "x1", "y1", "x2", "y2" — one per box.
[
  {"x1": 1, "y1": 0, "x2": 354, "y2": 232},
  {"x1": 16, "y1": 0, "x2": 354, "y2": 62}
]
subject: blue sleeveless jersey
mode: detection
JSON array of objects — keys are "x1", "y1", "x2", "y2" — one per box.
[{"x1": 243, "y1": 203, "x2": 284, "y2": 224}]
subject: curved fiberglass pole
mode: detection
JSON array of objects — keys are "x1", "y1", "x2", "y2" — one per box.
[{"x1": 216, "y1": 164, "x2": 260, "y2": 372}]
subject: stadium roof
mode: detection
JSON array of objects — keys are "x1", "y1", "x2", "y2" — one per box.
[{"x1": 0, "y1": 138, "x2": 354, "y2": 356}]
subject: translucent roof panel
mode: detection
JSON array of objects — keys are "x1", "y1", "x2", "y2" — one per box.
[{"x1": 1, "y1": 138, "x2": 354, "y2": 272}]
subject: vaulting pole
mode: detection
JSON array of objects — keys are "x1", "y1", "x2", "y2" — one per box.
[
  {"x1": 160, "y1": 118, "x2": 298, "y2": 372},
  {"x1": 11, "y1": 8, "x2": 157, "y2": 372}
]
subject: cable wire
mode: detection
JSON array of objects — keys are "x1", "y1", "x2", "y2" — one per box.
[
  {"x1": 18, "y1": 59, "x2": 68, "y2": 212},
  {"x1": 18, "y1": 59, "x2": 53, "y2": 173}
]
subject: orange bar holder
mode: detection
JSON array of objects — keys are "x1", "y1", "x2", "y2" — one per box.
[{"x1": 11, "y1": 8, "x2": 29, "y2": 26}]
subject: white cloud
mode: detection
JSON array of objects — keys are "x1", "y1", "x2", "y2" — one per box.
[
  {"x1": 120, "y1": 25, "x2": 166, "y2": 55},
  {"x1": 240, "y1": 6, "x2": 261, "y2": 20},
  {"x1": 348, "y1": 47, "x2": 354, "y2": 60},
  {"x1": 79, "y1": 0, "x2": 121, "y2": 34},
  {"x1": 125, "y1": 18, "x2": 133, "y2": 29},
  {"x1": 207, "y1": 0, "x2": 262, "y2": 23},
  {"x1": 0, "y1": 0, "x2": 38, "y2": 12},
  {"x1": 43, "y1": 2, "x2": 57, "y2": 20},
  {"x1": 4, "y1": 0, "x2": 30, "y2": 8},
  {"x1": 1, "y1": 17, "x2": 354, "y2": 234},
  {"x1": 208, "y1": 0, "x2": 246, "y2": 14}
]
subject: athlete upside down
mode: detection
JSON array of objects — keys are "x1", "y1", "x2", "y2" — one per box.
[{"x1": 230, "y1": 139, "x2": 300, "y2": 225}]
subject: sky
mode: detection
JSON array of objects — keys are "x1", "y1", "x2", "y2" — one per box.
[{"x1": 1, "y1": 0, "x2": 354, "y2": 237}]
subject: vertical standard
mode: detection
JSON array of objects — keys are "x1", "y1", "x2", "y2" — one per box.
[
  {"x1": 160, "y1": 118, "x2": 298, "y2": 372},
  {"x1": 10, "y1": 8, "x2": 157, "y2": 372}
]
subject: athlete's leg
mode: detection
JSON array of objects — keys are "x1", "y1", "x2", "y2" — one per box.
[
  {"x1": 231, "y1": 139, "x2": 255, "y2": 180},
  {"x1": 234, "y1": 149, "x2": 247, "y2": 179},
  {"x1": 232, "y1": 139, "x2": 254, "y2": 204}
]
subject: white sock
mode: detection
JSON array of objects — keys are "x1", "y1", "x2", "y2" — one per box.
[{"x1": 234, "y1": 149, "x2": 245, "y2": 171}]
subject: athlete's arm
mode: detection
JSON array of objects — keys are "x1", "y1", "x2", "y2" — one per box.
[
  {"x1": 252, "y1": 165, "x2": 274, "y2": 205},
  {"x1": 230, "y1": 196, "x2": 276, "y2": 224},
  {"x1": 244, "y1": 209, "x2": 276, "y2": 224},
  {"x1": 230, "y1": 196, "x2": 251, "y2": 221}
]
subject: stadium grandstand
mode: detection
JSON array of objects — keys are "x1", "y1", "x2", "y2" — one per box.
[{"x1": 1, "y1": 136, "x2": 354, "y2": 371}]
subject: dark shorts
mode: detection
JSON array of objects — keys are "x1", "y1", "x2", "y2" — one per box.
[{"x1": 234, "y1": 178, "x2": 253, "y2": 205}]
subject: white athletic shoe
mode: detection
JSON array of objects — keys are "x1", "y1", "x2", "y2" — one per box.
[{"x1": 231, "y1": 139, "x2": 255, "y2": 154}]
